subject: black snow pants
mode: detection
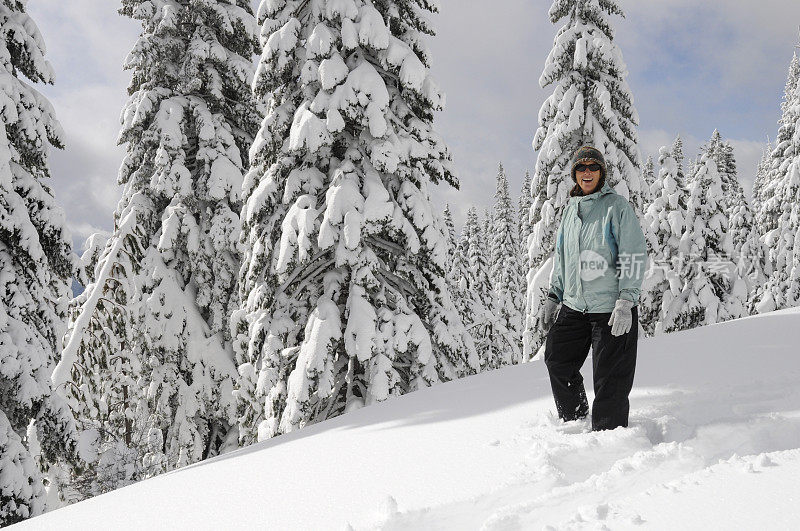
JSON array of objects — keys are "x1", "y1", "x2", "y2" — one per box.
[{"x1": 544, "y1": 303, "x2": 638, "y2": 431}]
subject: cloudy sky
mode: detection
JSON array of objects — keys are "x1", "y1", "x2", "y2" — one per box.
[{"x1": 27, "y1": 0, "x2": 800, "y2": 249}]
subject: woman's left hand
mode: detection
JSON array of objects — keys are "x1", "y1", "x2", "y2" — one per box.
[{"x1": 608, "y1": 299, "x2": 635, "y2": 336}]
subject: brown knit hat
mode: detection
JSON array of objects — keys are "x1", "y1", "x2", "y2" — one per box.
[{"x1": 570, "y1": 145, "x2": 607, "y2": 182}]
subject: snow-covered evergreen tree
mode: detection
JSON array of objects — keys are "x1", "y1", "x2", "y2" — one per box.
[
  {"x1": 0, "y1": 3, "x2": 81, "y2": 522},
  {"x1": 466, "y1": 208, "x2": 493, "y2": 313},
  {"x1": 448, "y1": 215, "x2": 473, "y2": 326},
  {"x1": 725, "y1": 162, "x2": 763, "y2": 311},
  {"x1": 462, "y1": 207, "x2": 510, "y2": 369},
  {"x1": 443, "y1": 204, "x2": 457, "y2": 260},
  {"x1": 703, "y1": 130, "x2": 739, "y2": 203},
  {"x1": 55, "y1": 0, "x2": 259, "y2": 492},
  {"x1": 685, "y1": 156, "x2": 699, "y2": 186},
  {"x1": 640, "y1": 147, "x2": 689, "y2": 336},
  {"x1": 746, "y1": 144, "x2": 775, "y2": 314},
  {"x1": 233, "y1": 0, "x2": 477, "y2": 443},
  {"x1": 442, "y1": 203, "x2": 475, "y2": 343},
  {"x1": 75, "y1": 233, "x2": 110, "y2": 288},
  {"x1": 524, "y1": 0, "x2": 643, "y2": 358},
  {"x1": 700, "y1": 131, "x2": 759, "y2": 315},
  {"x1": 482, "y1": 207, "x2": 492, "y2": 253},
  {"x1": 664, "y1": 155, "x2": 744, "y2": 331},
  {"x1": 755, "y1": 50, "x2": 800, "y2": 312},
  {"x1": 751, "y1": 142, "x2": 772, "y2": 229},
  {"x1": 729, "y1": 203, "x2": 766, "y2": 316},
  {"x1": 672, "y1": 134, "x2": 685, "y2": 183},
  {"x1": 518, "y1": 170, "x2": 532, "y2": 271},
  {"x1": 489, "y1": 165, "x2": 523, "y2": 364},
  {"x1": 642, "y1": 155, "x2": 655, "y2": 204},
  {"x1": 56, "y1": 203, "x2": 150, "y2": 498},
  {"x1": 781, "y1": 52, "x2": 800, "y2": 117}
]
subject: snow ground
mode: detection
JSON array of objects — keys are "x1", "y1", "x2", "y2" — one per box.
[{"x1": 19, "y1": 306, "x2": 800, "y2": 530}]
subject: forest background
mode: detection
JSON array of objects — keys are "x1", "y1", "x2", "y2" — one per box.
[{"x1": 32, "y1": 0, "x2": 800, "y2": 256}]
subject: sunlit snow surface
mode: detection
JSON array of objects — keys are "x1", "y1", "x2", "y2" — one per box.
[{"x1": 20, "y1": 306, "x2": 800, "y2": 530}]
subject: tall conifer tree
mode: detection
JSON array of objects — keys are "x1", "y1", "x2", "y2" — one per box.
[
  {"x1": 664, "y1": 155, "x2": 743, "y2": 331},
  {"x1": 489, "y1": 164, "x2": 523, "y2": 364},
  {"x1": 672, "y1": 134, "x2": 685, "y2": 182},
  {"x1": 55, "y1": 0, "x2": 260, "y2": 492},
  {"x1": 753, "y1": 51, "x2": 800, "y2": 312},
  {"x1": 747, "y1": 144, "x2": 774, "y2": 313},
  {"x1": 640, "y1": 147, "x2": 689, "y2": 335},
  {"x1": 233, "y1": 0, "x2": 477, "y2": 443},
  {"x1": 0, "y1": 3, "x2": 81, "y2": 522},
  {"x1": 701, "y1": 131, "x2": 758, "y2": 315},
  {"x1": 442, "y1": 204, "x2": 457, "y2": 260},
  {"x1": 642, "y1": 155, "x2": 655, "y2": 204},
  {"x1": 518, "y1": 170, "x2": 532, "y2": 269},
  {"x1": 758, "y1": 54, "x2": 800, "y2": 238},
  {"x1": 462, "y1": 207, "x2": 511, "y2": 369},
  {"x1": 751, "y1": 143, "x2": 772, "y2": 229},
  {"x1": 524, "y1": 0, "x2": 643, "y2": 358},
  {"x1": 448, "y1": 216, "x2": 474, "y2": 342}
]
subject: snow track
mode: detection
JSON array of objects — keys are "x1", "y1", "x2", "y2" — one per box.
[
  {"x1": 380, "y1": 402, "x2": 800, "y2": 530},
  {"x1": 18, "y1": 308, "x2": 800, "y2": 530},
  {"x1": 380, "y1": 310, "x2": 800, "y2": 530}
]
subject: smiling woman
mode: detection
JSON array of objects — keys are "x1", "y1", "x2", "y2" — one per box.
[{"x1": 542, "y1": 143, "x2": 647, "y2": 431}]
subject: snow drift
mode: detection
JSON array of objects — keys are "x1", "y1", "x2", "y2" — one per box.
[{"x1": 18, "y1": 306, "x2": 800, "y2": 530}]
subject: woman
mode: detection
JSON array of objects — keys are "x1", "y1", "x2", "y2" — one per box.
[{"x1": 542, "y1": 146, "x2": 647, "y2": 431}]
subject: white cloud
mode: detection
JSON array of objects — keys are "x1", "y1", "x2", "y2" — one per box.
[
  {"x1": 26, "y1": 1, "x2": 139, "y2": 250},
  {"x1": 616, "y1": 0, "x2": 800, "y2": 142},
  {"x1": 29, "y1": 0, "x2": 140, "y2": 85},
  {"x1": 68, "y1": 222, "x2": 112, "y2": 250},
  {"x1": 429, "y1": 0, "x2": 551, "y2": 229}
]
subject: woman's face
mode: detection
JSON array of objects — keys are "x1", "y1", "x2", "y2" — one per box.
[{"x1": 576, "y1": 163, "x2": 602, "y2": 195}]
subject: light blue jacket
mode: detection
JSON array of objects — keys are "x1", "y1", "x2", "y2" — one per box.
[{"x1": 549, "y1": 182, "x2": 648, "y2": 314}]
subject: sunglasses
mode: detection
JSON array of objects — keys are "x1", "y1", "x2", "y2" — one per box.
[{"x1": 575, "y1": 163, "x2": 602, "y2": 173}]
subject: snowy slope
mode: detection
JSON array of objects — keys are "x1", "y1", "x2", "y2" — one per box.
[{"x1": 19, "y1": 307, "x2": 800, "y2": 530}]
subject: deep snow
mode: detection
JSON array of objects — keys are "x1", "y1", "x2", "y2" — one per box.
[{"x1": 18, "y1": 306, "x2": 800, "y2": 530}]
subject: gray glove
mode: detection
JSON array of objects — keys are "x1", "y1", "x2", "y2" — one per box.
[
  {"x1": 608, "y1": 299, "x2": 635, "y2": 336},
  {"x1": 543, "y1": 297, "x2": 560, "y2": 331}
]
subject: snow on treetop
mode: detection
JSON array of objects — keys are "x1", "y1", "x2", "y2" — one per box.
[
  {"x1": 319, "y1": 52, "x2": 349, "y2": 90},
  {"x1": 329, "y1": 61, "x2": 390, "y2": 138},
  {"x1": 307, "y1": 23, "x2": 336, "y2": 59},
  {"x1": 289, "y1": 101, "x2": 333, "y2": 152},
  {"x1": 325, "y1": 0, "x2": 359, "y2": 22}
]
